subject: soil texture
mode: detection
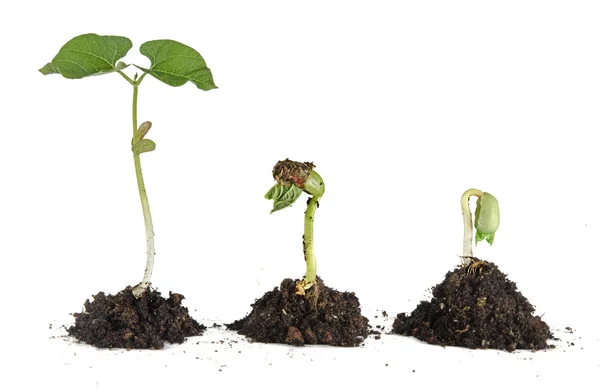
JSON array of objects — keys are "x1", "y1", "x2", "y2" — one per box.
[
  {"x1": 227, "y1": 277, "x2": 369, "y2": 347},
  {"x1": 393, "y1": 261, "x2": 553, "y2": 351},
  {"x1": 68, "y1": 287, "x2": 205, "y2": 349}
]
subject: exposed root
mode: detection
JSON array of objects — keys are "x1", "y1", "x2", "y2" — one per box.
[{"x1": 459, "y1": 256, "x2": 491, "y2": 275}]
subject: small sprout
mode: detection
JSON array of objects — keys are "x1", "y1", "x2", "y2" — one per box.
[
  {"x1": 41, "y1": 34, "x2": 216, "y2": 297},
  {"x1": 461, "y1": 188, "x2": 500, "y2": 263},
  {"x1": 265, "y1": 159, "x2": 325, "y2": 294}
]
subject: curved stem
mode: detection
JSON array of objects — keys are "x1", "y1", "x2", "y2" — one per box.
[
  {"x1": 131, "y1": 83, "x2": 155, "y2": 297},
  {"x1": 303, "y1": 196, "x2": 320, "y2": 288},
  {"x1": 461, "y1": 188, "x2": 483, "y2": 258}
]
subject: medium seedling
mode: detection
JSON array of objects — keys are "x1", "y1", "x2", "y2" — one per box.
[
  {"x1": 265, "y1": 159, "x2": 325, "y2": 298},
  {"x1": 40, "y1": 33, "x2": 216, "y2": 297},
  {"x1": 460, "y1": 188, "x2": 500, "y2": 272},
  {"x1": 227, "y1": 158, "x2": 369, "y2": 346}
]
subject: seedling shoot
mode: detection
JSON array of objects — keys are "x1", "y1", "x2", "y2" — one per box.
[
  {"x1": 40, "y1": 33, "x2": 216, "y2": 297},
  {"x1": 460, "y1": 188, "x2": 500, "y2": 270},
  {"x1": 394, "y1": 188, "x2": 552, "y2": 351},
  {"x1": 265, "y1": 159, "x2": 325, "y2": 296},
  {"x1": 228, "y1": 159, "x2": 369, "y2": 346}
]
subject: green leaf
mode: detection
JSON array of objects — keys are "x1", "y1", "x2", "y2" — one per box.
[
  {"x1": 137, "y1": 39, "x2": 217, "y2": 90},
  {"x1": 39, "y1": 33, "x2": 132, "y2": 79},
  {"x1": 475, "y1": 229, "x2": 495, "y2": 245},
  {"x1": 265, "y1": 183, "x2": 303, "y2": 214},
  {"x1": 132, "y1": 139, "x2": 156, "y2": 155}
]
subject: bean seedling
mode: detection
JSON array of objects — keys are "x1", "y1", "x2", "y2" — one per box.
[
  {"x1": 394, "y1": 188, "x2": 552, "y2": 351},
  {"x1": 460, "y1": 188, "x2": 500, "y2": 272},
  {"x1": 40, "y1": 33, "x2": 217, "y2": 297},
  {"x1": 227, "y1": 158, "x2": 369, "y2": 346},
  {"x1": 265, "y1": 159, "x2": 325, "y2": 298}
]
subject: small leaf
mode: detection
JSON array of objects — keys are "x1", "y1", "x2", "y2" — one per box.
[
  {"x1": 475, "y1": 230, "x2": 495, "y2": 245},
  {"x1": 39, "y1": 33, "x2": 132, "y2": 79},
  {"x1": 137, "y1": 39, "x2": 217, "y2": 90},
  {"x1": 132, "y1": 139, "x2": 156, "y2": 154},
  {"x1": 116, "y1": 61, "x2": 129, "y2": 71},
  {"x1": 137, "y1": 121, "x2": 152, "y2": 139},
  {"x1": 265, "y1": 183, "x2": 303, "y2": 213}
]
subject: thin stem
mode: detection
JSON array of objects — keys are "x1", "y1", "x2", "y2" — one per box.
[
  {"x1": 118, "y1": 70, "x2": 135, "y2": 85},
  {"x1": 136, "y1": 72, "x2": 148, "y2": 85},
  {"x1": 117, "y1": 70, "x2": 148, "y2": 87},
  {"x1": 303, "y1": 196, "x2": 320, "y2": 288},
  {"x1": 131, "y1": 82, "x2": 155, "y2": 297},
  {"x1": 133, "y1": 83, "x2": 139, "y2": 134},
  {"x1": 461, "y1": 188, "x2": 484, "y2": 258}
]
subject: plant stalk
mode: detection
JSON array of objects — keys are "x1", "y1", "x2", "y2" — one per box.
[
  {"x1": 131, "y1": 82, "x2": 155, "y2": 297},
  {"x1": 303, "y1": 196, "x2": 320, "y2": 289},
  {"x1": 461, "y1": 188, "x2": 484, "y2": 258}
]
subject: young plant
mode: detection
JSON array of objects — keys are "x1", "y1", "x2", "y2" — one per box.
[
  {"x1": 460, "y1": 188, "x2": 500, "y2": 270},
  {"x1": 265, "y1": 159, "x2": 325, "y2": 296},
  {"x1": 40, "y1": 33, "x2": 216, "y2": 297}
]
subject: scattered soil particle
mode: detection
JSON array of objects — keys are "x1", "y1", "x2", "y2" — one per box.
[
  {"x1": 68, "y1": 287, "x2": 205, "y2": 349},
  {"x1": 393, "y1": 262, "x2": 553, "y2": 352},
  {"x1": 227, "y1": 277, "x2": 369, "y2": 347}
]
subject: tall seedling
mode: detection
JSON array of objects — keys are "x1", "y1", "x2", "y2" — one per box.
[{"x1": 40, "y1": 34, "x2": 217, "y2": 297}]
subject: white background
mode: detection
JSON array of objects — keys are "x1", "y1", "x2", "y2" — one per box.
[{"x1": 2, "y1": 1, "x2": 599, "y2": 390}]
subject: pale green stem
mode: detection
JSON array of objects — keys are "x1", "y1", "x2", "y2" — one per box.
[
  {"x1": 117, "y1": 70, "x2": 134, "y2": 84},
  {"x1": 461, "y1": 188, "x2": 484, "y2": 258},
  {"x1": 303, "y1": 196, "x2": 320, "y2": 288},
  {"x1": 130, "y1": 81, "x2": 155, "y2": 297}
]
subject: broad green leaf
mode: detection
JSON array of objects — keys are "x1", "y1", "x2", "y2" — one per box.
[
  {"x1": 132, "y1": 139, "x2": 156, "y2": 155},
  {"x1": 39, "y1": 33, "x2": 132, "y2": 79},
  {"x1": 265, "y1": 183, "x2": 303, "y2": 214},
  {"x1": 137, "y1": 39, "x2": 217, "y2": 90}
]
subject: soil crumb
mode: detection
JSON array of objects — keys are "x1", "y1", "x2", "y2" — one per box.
[
  {"x1": 68, "y1": 287, "x2": 205, "y2": 349},
  {"x1": 227, "y1": 277, "x2": 369, "y2": 347},
  {"x1": 393, "y1": 262, "x2": 553, "y2": 351}
]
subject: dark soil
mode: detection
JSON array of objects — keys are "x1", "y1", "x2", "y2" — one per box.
[
  {"x1": 68, "y1": 287, "x2": 205, "y2": 349},
  {"x1": 393, "y1": 261, "x2": 553, "y2": 351},
  {"x1": 227, "y1": 277, "x2": 369, "y2": 347}
]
